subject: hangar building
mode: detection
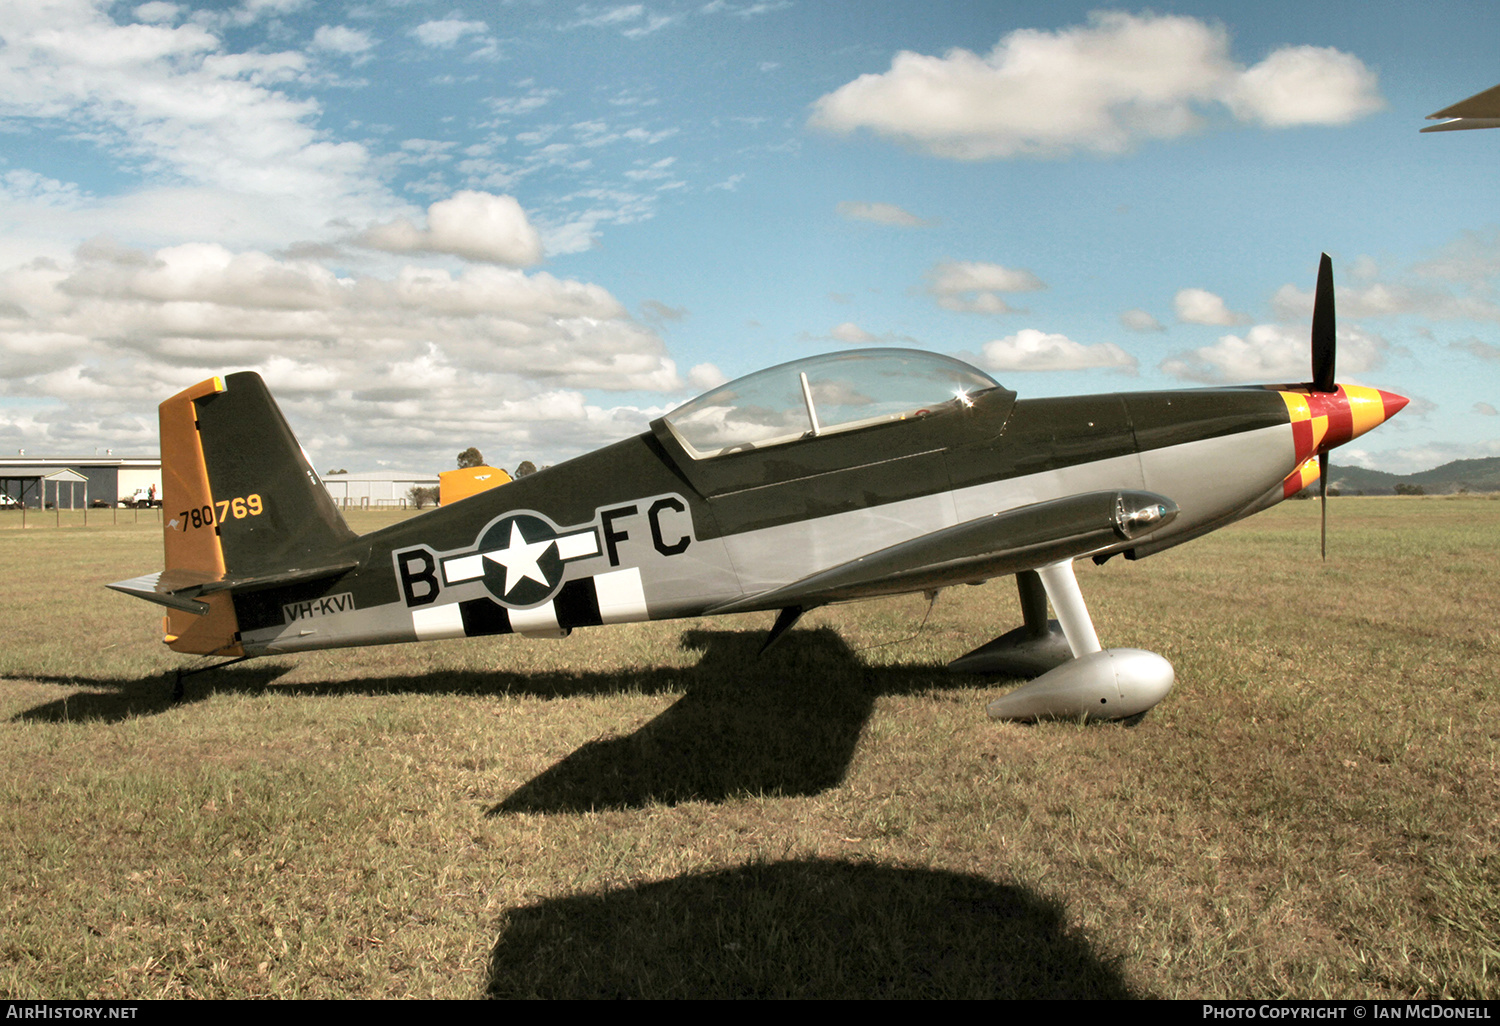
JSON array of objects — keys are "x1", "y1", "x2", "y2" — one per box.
[
  {"x1": 0, "y1": 456, "x2": 438, "y2": 510},
  {"x1": 0, "y1": 455, "x2": 161, "y2": 508},
  {"x1": 320, "y1": 471, "x2": 440, "y2": 508}
]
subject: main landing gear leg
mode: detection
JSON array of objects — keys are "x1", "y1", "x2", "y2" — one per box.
[{"x1": 1036, "y1": 559, "x2": 1100, "y2": 658}]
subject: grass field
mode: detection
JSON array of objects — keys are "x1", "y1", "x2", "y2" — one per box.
[{"x1": 1, "y1": 498, "x2": 1497, "y2": 999}]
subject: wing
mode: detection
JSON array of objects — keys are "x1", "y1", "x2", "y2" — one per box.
[
  {"x1": 1422, "y1": 82, "x2": 1500, "y2": 132},
  {"x1": 706, "y1": 489, "x2": 1177, "y2": 615}
]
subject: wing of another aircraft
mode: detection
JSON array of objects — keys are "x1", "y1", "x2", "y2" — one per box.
[
  {"x1": 1422, "y1": 82, "x2": 1500, "y2": 132},
  {"x1": 707, "y1": 489, "x2": 1177, "y2": 615}
]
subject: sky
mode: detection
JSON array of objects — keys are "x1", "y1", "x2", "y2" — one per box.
[{"x1": 0, "y1": 0, "x2": 1496, "y2": 476}]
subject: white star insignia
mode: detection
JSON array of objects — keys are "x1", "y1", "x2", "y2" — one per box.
[{"x1": 483, "y1": 520, "x2": 556, "y2": 597}]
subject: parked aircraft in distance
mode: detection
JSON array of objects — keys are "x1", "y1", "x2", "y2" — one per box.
[
  {"x1": 1422, "y1": 82, "x2": 1500, "y2": 132},
  {"x1": 111, "y1": 255, "x2": 1405, "y2": 721}
]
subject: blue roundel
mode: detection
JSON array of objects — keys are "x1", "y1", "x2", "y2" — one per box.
[{"x1": 476, "y1": 514, "x2": 563, "y2": 607}]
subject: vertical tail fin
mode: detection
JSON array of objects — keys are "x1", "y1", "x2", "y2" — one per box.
[
  {"x1": 158, "y1": 372, "x2": 357, "y2": 654},
  {"x1": 190, "y1": 372, "x2": 356, "y2": 572}
]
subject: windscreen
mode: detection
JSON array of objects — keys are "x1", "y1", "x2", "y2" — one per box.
[{"x1": 662, "y1": 349, "x2": 999, "y2": 459}]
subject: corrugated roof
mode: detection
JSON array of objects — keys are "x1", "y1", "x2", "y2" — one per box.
[{"x1": 0, "y1": 467, "x2": 91, "y2": 481}]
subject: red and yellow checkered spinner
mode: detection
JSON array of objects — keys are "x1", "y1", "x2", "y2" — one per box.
[{"x1": 1278, "y1": 386, "x2": 1410, "y2": 498}]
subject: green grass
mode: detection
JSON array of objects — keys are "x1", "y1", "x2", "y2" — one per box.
[{"x1": 1, "y1": 498, "x2": 1496, "y2": 998}]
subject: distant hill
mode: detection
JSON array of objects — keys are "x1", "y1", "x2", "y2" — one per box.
[{"x1": 1324, "y1": 456, "x2": 1500, "y2": 496}]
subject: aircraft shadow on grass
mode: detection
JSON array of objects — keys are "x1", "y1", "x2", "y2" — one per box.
[
  {"x1": 484, "y1": 858, "x2": 1138, "y2": 999},
  {"x1": 15, "y1": 626, "x2": 995, "y2": 811},
  {"x1": 491, "y1": 627, "x2": 915, "y2": 815}
]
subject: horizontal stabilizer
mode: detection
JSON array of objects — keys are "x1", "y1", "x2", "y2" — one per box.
[
  {"x1": 708, "y1": 489, "x2": 1176, "y2": 615},
  {"x1": 107, "y1": 572, "x2": 213, "y2": 614},
  {"x1": 109, "y1": 561, "x2": 358, "y2": 615}
]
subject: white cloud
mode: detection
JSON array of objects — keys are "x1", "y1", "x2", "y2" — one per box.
[
  {"x1": 62, "y1": 239, "x2": 342, "y2": 309},
  {"x1": 688, "y1": 363, "x2": 728, "y2": 391},
  {"x1": 1413, "y1": 227, "x2": 1500, "y2": 289},
  {"x1": 928, "y1": 261, "x2": 1045, "y2": 294},
  {"x1": 563, "y1": 6, "x2": 679, "y2": 37},
  {"x1": 624, "y1": 157, "x2": 678, "y2": 181},
  {"x1": 236, "y1": 0, "x2": 306, "y2": 21},
  {"x1": 1224, "y1": 46, "x2": 1384, "y2": 127},
  {"x1": 531, "y1": 186, "x2": 663, "y2": 256},
  {"x1": 1475, "y1": 402, "x2": 1498, "y2": 417},
  {"x1": 1119, "y1": 308, "x2": 1164, "y2": 332},
  {"x1": 356, "y1": 192, "x2": 543, "y2": 266},
  {"x1": 941, "y1": 293, "x2": 1016, "y2": 315},
  {"x1": 1174, "y1": 287, "x2": 1247, "y2": 325},
  {"x1": 0, "y1": 237, "x2": 683, "y2": 469},
  {"x1": 0, "y1": 2, "x2": 378, "y2": 213},
  {"x1": 808, "y1": 11, "x2": 1382, "y2": 159},
  {"x1": 1286, "y1": 242, "x2": 1500, "y2": 324},
  {"x1": 926, "y1": 260, "x2": 1045, "y2": 313},
  {"x1": 1160, "y1": 323, "x2": 1384, "y2": 384},
  {"x1": 488, "y1": 85, "x2": 561, "y2": 118},
  {"x1": 186, "y1": 0, "x2": 307, "y2": 32},
  {"x1": 0, "y1": 186, "x2": 371, "y2": 266},
  {"x1": 0, "y1": 170, "x2": 88, "y2": 209},
  {"x1": 623, "y1": 15, "x2": 678, "y2": 39},
  {"x1": 567, "y1": 5, "x2": 645, "y2": 29},
  {"x1": 410, "y1": 18, "x2": 488, "y2": 48},
  {"x1": 1348, "y1": 255, "x2": 1380, "y2": 281},
  {"x1": 837, "y1": 201, "x2": 932, "y2": 227},
  {"x1": 1251, "y1": 230, "x2": 1499, "y2": 324},
  {"x1": 312, "y1": 25, "x2": 374, "y2": 56},
  {"x1": 395, "y1": 138, "x2": 456, "y2": 167},
  {"x1": 1271, "y1": 282, "x2": 1500, "y2": 325},
  {"x1": 829, "y1": 321, "x2": 877, "y2": 344},
  {"x1": 812, "y1": 322, "x2": 919, "y2": 348},
  {"x1": 701, "y1": 1, "x2": 793, "y2": 17},
  {"x1": 640, "y1": 299, "x2": 687, "y2": 324},
  {"x1": 0, "y1": 4, "x2": 801, "y2": 471},
  {"x1": 980, "y1": 328, "x2": 1137, "y2": 372},
  {"x1": 133, "y1": 3, "x2": 180, "y2": 24},
  {"x1": 1450, "y1": 338, "x2": 1500, "y2": 362}
]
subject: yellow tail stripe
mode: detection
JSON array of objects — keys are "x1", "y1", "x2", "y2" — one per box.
[{"x1": 159, "y1": 376, "x2": 243, "y2": 656}]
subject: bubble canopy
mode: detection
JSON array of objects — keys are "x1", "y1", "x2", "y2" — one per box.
[{"x1": 660, "y1": 349, "x2": 1001, "y2": 460}]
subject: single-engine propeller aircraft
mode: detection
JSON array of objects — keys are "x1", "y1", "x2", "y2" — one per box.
[{"x1": 111, "y1": 255, "x2": 1405, "y2": 721}]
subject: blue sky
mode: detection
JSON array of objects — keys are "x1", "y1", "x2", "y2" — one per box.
[{"x1": 1, "y1": 0, "x2": 1495, "y2": 475}]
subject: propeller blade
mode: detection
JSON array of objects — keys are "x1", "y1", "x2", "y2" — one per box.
[
  {"x1": 1319, "y1": 451, "x2": 1329, "y2": 560},
  {"x1": 1312, "y1": 253, "x2": 1337, "y2": 393}
]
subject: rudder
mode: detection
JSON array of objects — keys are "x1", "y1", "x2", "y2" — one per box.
[
  {"x1": 159, "y1": 376, "x2": 236, "y2": 655},
  {"x1": 191, "y1": 372, "x2": 356, "y2": 574}
]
